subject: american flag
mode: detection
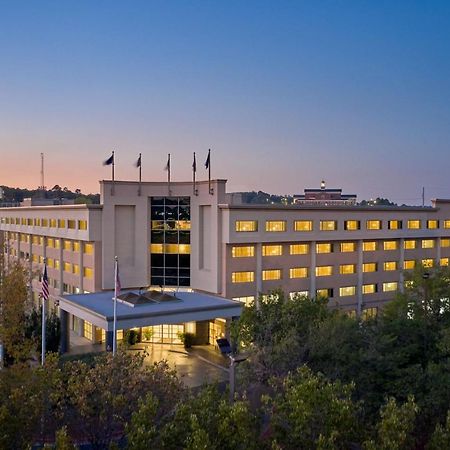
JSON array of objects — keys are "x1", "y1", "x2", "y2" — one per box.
[{"x1": 41, "y1": 264, "x2": 49, "y2": 301}]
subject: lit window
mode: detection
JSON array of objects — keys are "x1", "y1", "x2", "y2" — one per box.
[
  {"x1": 294, "y1": 220, "x2": 313, "y2": 231},
  {"x1": 58, "y1": 219, "x2": 66, "y2": 228},
  {"x1": 363, "y1": 284, "x2": 377, "y2": 294},
  {"x1": 422, "y1": 259, "x2": 434, "y2": 268},
  {"x1": 232, "y1": 296, "x2": 255, "y2": 306},
  {"x1": 403, "y1": 260, "x2": 415, "y2": 270},
  {"x1": 320, "y1": 220, "x2": 337, "y2": 231},
  {"x1": 444, "y1": 220, "x2": 450, "y2": 229},
  {"x1": 339, "y1": 286, "x2": 356, "y2": 297},
  {"x1": 83, "y1": 267, "x2": 93, "y2": 278},
  {"x1": 262, "y1": 245, "x2": 283, "y2": 256},
  {"x1": 316, "y1": 288, "x2": 333, "y2": 298},
  {"x1": 47, "y1": 258, "x2": 54, "y2": 268},
  {"x1": 235, "y1": 221, "x2": 258, "y2": 232},
  {"x1": 407, "y1": 220, "x2": 421, "y2": 229},
  {"x1": 49, "y1": 219, "x2": 57, "y2": 228},
  {"x1": 21, "y1": 218, "x2": 26, "y2": 225},
  {"x1": 404, "y1": 240, "x2": 416, "y2": 250},
  {"x1": 78, "y1": 220, "x2": 88, "y2": 230},
  {"x1": 41, "y1": 219, "x2": 48, "y2": 227},
  {"x1": 63, "y1": 240, "x2": 73, "y2": 251},
  {"x1": 289, "y1": 291, "x2": 309, "y2": 299},
  {"x1": 383, "y1": 241, "x2": 398, "y2": 251},
  {"x1": 54, "y1": 259, "x2": 60, "y2": 270},
  {"x1": 383, "y1": 282, "x2": 398, "y2": 292},
  {"x1": 68, "y1": 220, "x2": 76, "y2": 229},
  {"x1": 422, "y1": 239, "x2": 434, "y2": 249},
  {"x1": 366, "y1": 220, "x2": 382, "y2": 230},
  {"x1": 315, "y1": 265, "x2": 333, "y2": 277},
  {"x1": 289, "y1": 267, "x2": 308, "y2": 278},
  {"x1": 32, "y1": 254, "x2": 38, "y2": 263},
  {"x1": 34, "y1": 218, "x2": 41, "y2": 226},
  {"x1": 344, "y1": 220, "x2": 360, "y2": 231},
  {"x1": 388, "y1": 220, "x2": 402, "y2": 230},
  {"x1": 84, "y1": 243, "x2": 94, "y2": 254},
  {"x1": 64, "y1": 262, "x2": 73, "y2": 273},
  {"x1": 265, "y1": 221, "x2": 286, "y2": 232},
  {"x1": 178, "y1": 244, "x2": 191, "y2": 254},
  {"x1": 32, "y1": 236, "x2": 40, "y2": 245},
  {"x1": 290, "y1": 244, "x2": 309, "y2": 255},
  {"x1": 262, "y1": 269, "x2": 282, "y2": 280},
  {"x1": 383, "y1": 261, "x2": 398, "y2": 271},
  {"x1": 363, "y1": 241, "x2": 377, "y2": 251},
  {"x1": 231, "y1": 246, "x2": 255, "y2": 258},
  {"x1": 73, "y1": 242, "x2": 80, "y2": 252},
  {"x1": 231, "y1": 271, "x2": 255, "y2": 283},
  {"x1": 73, "y1": 264, "x2": 80, "y2": 275},
  {"x1": 27, "y1": 218, "x2": 33, "y2": 226},
  {"x1": 441, "y1": 239, "x2": 450, "y2": 248},
  {"x1": 340, "y1": 242, "x2": 355, "y2": 252},
  {"x1": 316, "y1": 243, "x2": 332, "y2": 254},
  {"x1": 440, "y1": 258, "x2": 449, "y2": 267},
  {"x1": 340, "y1": 264, "x2": 356, "y2": 274},
  {"x1": 427, "y1": 220, "x2": 438, "y2": 229},
  {"x1": 362, "y1": 307, "x2": 378, "y2": 320},
  {"x1": 363, "y1": 262, "x2": 377, "y2": 272}
]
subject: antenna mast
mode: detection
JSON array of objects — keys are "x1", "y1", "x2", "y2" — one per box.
[{"x1": 39, "y1": 153, "x2": 45, "y2": 190}]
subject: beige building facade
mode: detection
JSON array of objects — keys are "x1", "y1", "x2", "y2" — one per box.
[{"x1": 1, "y1": 179, "x2": 450, "y2": 325}]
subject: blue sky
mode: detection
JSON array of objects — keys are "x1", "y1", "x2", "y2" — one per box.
[{"x1": 1, "y1": 1, "x2": 449, "y2": 203}]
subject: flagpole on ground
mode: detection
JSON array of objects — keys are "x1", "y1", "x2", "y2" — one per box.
[
  {"x1": 41, "y1": 259, "x2": 48, "y2": 366},
  {"x1": 113, "y1": 256, "x2": 118, "y2": 356},
  {"x1": 193, "y1": 152, "x2": 197, "y2": 195}
]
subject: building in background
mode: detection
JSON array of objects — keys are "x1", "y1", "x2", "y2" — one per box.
[
  {"x1": 293, "y1": 180, "x2": 357, "y2": 206},
  {"x1": 1, "y1": 178, "x2": 450, "y2": 346}
]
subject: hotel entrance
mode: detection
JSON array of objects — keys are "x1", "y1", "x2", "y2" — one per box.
[{"x1": 142, "y1": 324, "x2": 184, "y2": 344}]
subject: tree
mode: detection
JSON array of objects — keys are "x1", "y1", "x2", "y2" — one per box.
[
  {"x1": 363, "y1": 396, "x2": 418, "y2": 450},
  {"x1": 427, "y1": 411, "x2": 450, "y2": 450},
  {"x1": 64, "y1": 351, "x2": 183, "y2": 448},
  {"x1": 0, "y1": 260, "x2": 35, "y2": 364},
  {"x1": 266, "y1": 366, "x2": 360, "y2": 449}
]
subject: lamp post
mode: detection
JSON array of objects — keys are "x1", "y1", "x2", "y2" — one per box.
[{"x1": 228, "y1": 353, "x2": 248, "y2": 403}]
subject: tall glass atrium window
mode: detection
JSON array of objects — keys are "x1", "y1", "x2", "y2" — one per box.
[{"x1": 150, "y1": 197, "x2": 190, "y2": 287}]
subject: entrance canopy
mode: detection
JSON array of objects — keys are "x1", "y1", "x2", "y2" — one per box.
[{"x1": 58, "y1": 290, "x2": 243, "y2": 331}]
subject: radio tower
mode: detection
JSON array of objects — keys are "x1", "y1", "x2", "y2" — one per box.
[{"x1": 39, "y1": 153, "x2": 46, "y2": 191}]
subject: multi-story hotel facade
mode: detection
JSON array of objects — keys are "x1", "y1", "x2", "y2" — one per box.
[{"x1": 1, "y1": 178, "x2": 450, "y2": 343}]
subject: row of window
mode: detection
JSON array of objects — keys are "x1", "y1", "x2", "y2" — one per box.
[
  {"x1": 231, "y1": 258, "x2": 449, "y2": 283},
  {"x1": 232, "y1": 238, "x2": 450, "y2": 257},
  {"x1": 235, "y1": 219, "x2": 449, "y2": 232},
  {"x1": 0, "y1": 217, "x2": 88, "y2": 230},
  {"x1": 5, "y1": 233, "x2": 95, "y2": 254}
]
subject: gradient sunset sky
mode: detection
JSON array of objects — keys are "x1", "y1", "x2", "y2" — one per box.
[{"x1": 1, "y1": 1, "x2": 450, "y2": 204}]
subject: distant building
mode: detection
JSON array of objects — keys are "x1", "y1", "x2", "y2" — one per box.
[{"x1": 294, "y1": 181, "x2": 357, "y2": 206}]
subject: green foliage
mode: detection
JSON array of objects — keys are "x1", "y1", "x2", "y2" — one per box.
[
  {"x1": 126, "y1": 393, "x2": 159, "y2": 449},
  {"x1": 177, "y1": 331, "x2": 194, "y2": 348},
  {"x1": 124, "y1": 329, "x2": 140, "y2": 346},
  {"x1": 427, "y1": 411, "x2": 450, "y2": 450},
  {"x1": 267, "y1": 366, "x2": 360, "y2": 449},
  {"x1": 363, "y1": 396, "x2": 418, "y2": 450},
  {"x1": 25, "y1": 308, "x2": 61, "y2": 354}
]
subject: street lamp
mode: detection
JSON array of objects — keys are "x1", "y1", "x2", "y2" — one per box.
[{"x1": 228, "y1": 353, "x2": 248, "y2": 403}]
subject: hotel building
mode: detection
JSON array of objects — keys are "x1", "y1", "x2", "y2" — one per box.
[{"x1": 1, "y1": 178, "x2": 450, "y2": 344}]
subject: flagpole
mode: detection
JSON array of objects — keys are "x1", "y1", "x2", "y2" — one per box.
[
  {"x1": 111, "y1": 150, "x2": 115, "y2": 196},
  {"x1": 138, "y1": 153, "x2": 142, "y2": 196},
  {"x1": 41, "y1": 260, "x2": 47, "y2": 366},
  {"x1": 208, "y1": 149, "x2": 212, "y2": 195},
  {"x1": 168, "y1": 153, "x2": 171, "y2": 196},
  {"x1": 113, "y1": 256, "x2": 118, "y2": 356},
  {"x1": 193, "y1": 152, "x2": 197, "y2": 195}
]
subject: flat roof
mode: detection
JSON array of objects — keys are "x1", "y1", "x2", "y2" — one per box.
[
  {"x1": 219, "y1": 203, "x2": 436, "y2": 212},
  {"x1": 0, "y1": 204, "x2": 102, "y2": 211},
  {"x1": 58, "y1": 290, "x2": 242, "y2": 331}
]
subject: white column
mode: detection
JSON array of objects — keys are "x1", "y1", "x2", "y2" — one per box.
[
  {"x1": 310, "y1": 241, "x2": 316, "y2": 298},
  {"x1": 255, "y1": 243, "x2": 262, "y2": 299},
  {"x1": 399, "y1": 238, "x2": 405, "y2": 294},
  {"x1": 357, "y1": 240, "x2": 363, "y2": 316}
]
